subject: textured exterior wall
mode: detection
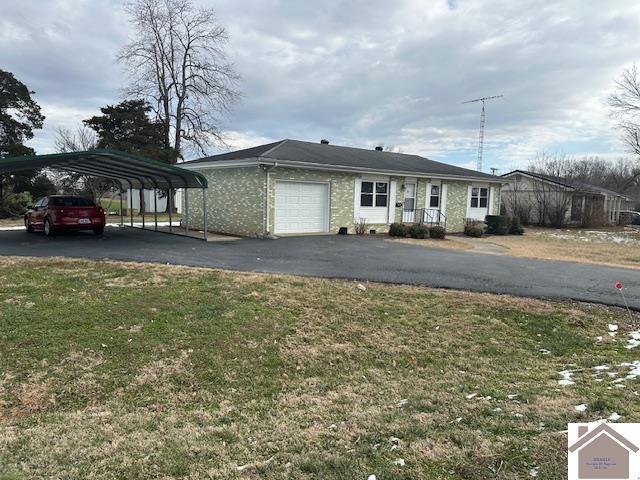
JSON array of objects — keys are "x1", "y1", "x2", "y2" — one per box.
[
  {"x1": 184, "y1": 166, "x2": 266, "y2": 237},
  {"x1": 444, "y1": 181, "x2": 469, "y2": 232},
  {"x1": 492, "y1": 186, "x2": 501, "y2": 215},
  {"x1": 185, "y1": 164, "x2": 499, "y2": 236}
]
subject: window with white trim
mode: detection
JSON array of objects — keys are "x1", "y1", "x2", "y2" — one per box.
[
  {"x1": 360, "y1": 181, "x2": 388, "y2": 207},
  {"x1": 470, "y1": 187, "x2": 489, "y2": 208},
  {"x1": 429, "y1": 185, "x2": 440, "y2": 208}
]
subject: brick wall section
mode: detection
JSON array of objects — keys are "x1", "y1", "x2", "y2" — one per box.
[
  {"x1": 492, "y1": 186, "x2": 501, "y2": 216},
  {"x1": 444, "y1": 181, "x2": 469, "y2": 232},
  {"x1": 184, "y1": 166, "x2": 266, "y2": 237}
]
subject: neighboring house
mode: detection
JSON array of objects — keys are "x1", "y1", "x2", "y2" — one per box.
[
  {"x1": 501, "y1": 170, "x2": 631, "y2": 226},
  {"x1": 126, "y1": 188, "x2": 183, "y2": 214},
  {"x1": 568, "y1": 423, "x2": 639, "y2": 479},
  {"x1": 179, "y1": 139, "x2": 503, "y2": 237}
]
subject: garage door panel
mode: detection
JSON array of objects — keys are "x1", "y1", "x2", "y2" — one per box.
[{"x1": 275, "y1": 182, "x2": 329, "y2": 234}]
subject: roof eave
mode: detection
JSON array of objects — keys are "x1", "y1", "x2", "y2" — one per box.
[{"x1": 183, "y1": 157, "x2": 505, "y2": 183}]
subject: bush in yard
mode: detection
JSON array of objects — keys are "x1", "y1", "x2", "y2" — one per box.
[
  {"x1": 509, "y1": 217, "x2": 525, "y2": 235},
  {"x1": 0, "y1": 192, "x2": 33, "y2": 218},
  {"x1": 464, "y1": 225, "x2": 484, "y2": 237},
  {"x1": 429, "y1": 225, "x2": 446, "y2": 239},
  {"x1": 485, "y1": 215, "x2": 511, "y2": 235},
  {"x1": 389, "y1": 223, "x2": 409, "y2": 237},
  {"x1": 354, "y1": 218, "x2": 369, "y2": 235},
  {"x1": 408, "y1": 224, "x2": 429, "y2": 239}
]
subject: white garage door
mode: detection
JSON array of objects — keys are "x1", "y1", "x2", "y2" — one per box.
[{"x1": 275, "y1": 181, "x2": 329, "y2": 234}]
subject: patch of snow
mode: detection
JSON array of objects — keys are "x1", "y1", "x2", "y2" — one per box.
[
  {"x1": 493, "y1": 407, "x2": 503, "y2": 412},
  {"x1": 396, "y1": 399, "x2": 408, "y2": 408},
  {"x1": 539, "y1": 348, "x2": 551, "y2": 355},
  {"x1": 608, "y1": 412, "x2": 621, "y2": 421},
  {"x1": 626, "y1": 332, "x2": 640, "y2": 350},
  {"x1": 559, "y1": 370, "x2": 575, "y2": 386},
  {"x1": 596, "y1": 336, "x2": 603, "y2": 342},
  {"x1": 513, "y1": 413, "x2": 524, "y2": 418},
  {"x1": 328, "y1": 424, "x2": 337, "y2": 431},
  {"x1": 368, "y1": 476, "x2": 377, "y2": 480},
  {"x1": 393, "y1": 458, "x2": 405, "y2": 467},
  {"x1": 529, "y1": 466, "x2": 539, "y2": 477},
  {"x1": 507, "y1": 394, "x2": 519, "y2": 400},
  {"x1": 575, "y1": 404, "x2": 588, "y2": 412},
  {"x1": 465, "y1": 393, "x2": 478, "y2": 399},
  {"x1": 592, "y1": 365, "x2": 609, "y2": 371},
  {"x1": 357, "y1": 283, "x2": 367, "y2": 291},
  {"x1": 621, "y1": 361, "x2": 640, "y2": 379},
  {"x1": 609, "y1": 324, "x2": 619, "y2": 332}
]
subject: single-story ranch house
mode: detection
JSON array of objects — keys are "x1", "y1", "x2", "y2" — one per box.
[
  {"x1": 501, "y1": 170, "x2": 631, "y2": 226},
  {"x1": 180, "y1": 139, "x2": 503, "y2": 237}
]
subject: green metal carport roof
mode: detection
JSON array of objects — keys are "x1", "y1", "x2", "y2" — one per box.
[{"x1": 0, "y1": 149, "x2": 208, "y2": 190}]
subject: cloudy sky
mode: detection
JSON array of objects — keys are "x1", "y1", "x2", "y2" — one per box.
[{"x1": 2, "y1": 0, "x2": 640, "y2": 172}]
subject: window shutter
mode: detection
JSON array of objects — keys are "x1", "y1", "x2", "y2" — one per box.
[
  {"x1": 353, "y1": 178, "x2": 362, "y2": 222},
  {"x1": 388, "y1": 180, "x2": 397, "y2": 223},
  {"x1": 425, "y1": 182, "x2": 432, "y2": 210},
  {"x1": 441, "y1": 183, "x2": 448, "y2": 217}
]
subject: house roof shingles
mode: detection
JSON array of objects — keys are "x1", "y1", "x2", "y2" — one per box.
[{"x1": 183, "y1": 139, "x2": 501, "y2": 181}]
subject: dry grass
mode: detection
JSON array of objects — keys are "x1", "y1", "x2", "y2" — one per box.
[
  {"x1": 388, "y1": 237, "x2": 472, "y2": 250},
  {"x1": 0, "y1": 257, "x2": 639, "y2": 479},
  {"x1": 475, "y1": 226, "x2": 640, "y2": 269}
]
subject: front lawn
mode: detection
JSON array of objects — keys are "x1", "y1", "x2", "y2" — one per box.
[
  {"x1": 475, "y1": 226, "x2": 640, "y2": 268},
  {"x1": 0, "y1": 257, "x2": 638, "y2": 479}
]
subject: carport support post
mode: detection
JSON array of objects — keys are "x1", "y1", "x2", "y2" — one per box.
[
  {"x1": 153, "y1": 187, "x2": 158, "y2": 231},
  {"x1": 130, "y1": 189, "x2": 134, "y2": 227},
  {"x1": 184, "y1": 188, "x2": 189, "y2": 236},
  {"x1": 142, "y1": 190, "x2": 145, "y2": 230},
  {"x1": 168, "y1": 187, "x2": 173, "y2": 233},
  {"x1": 119, "y1": 189, "x2": 124, "y2": 227},
  {"x1": 203, "y1": 188, "x2": 208, "y2": 241}
]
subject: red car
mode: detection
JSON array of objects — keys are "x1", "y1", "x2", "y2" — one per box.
[{"x1": 25, "y1": 195, "x2": 106, "y2": 236}]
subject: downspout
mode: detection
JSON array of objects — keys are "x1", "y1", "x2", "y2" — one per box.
[{"x1": 261, "y1": 163, "x2": 277, "y2": 237}]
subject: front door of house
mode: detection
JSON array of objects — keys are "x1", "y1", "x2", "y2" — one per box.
[{"x1": 402, "y1": 183, "x2": 416, "y2": 223}]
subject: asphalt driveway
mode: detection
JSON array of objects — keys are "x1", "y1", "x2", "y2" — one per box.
[{"x1": 1, "y1": 227, "x2": 639, "y2": 309}]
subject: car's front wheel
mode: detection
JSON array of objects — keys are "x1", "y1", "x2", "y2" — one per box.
[
  {"x1": 25, "y1": 217, "x2": 34, "y2": 233},
  {"x1": 43, "y1": 219, "x2": 54, "y2": 236}
]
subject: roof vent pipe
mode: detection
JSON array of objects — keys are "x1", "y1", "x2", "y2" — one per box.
[
  {"x1": 320, "y1": 139, "x2": 329, "y2": 145},
  {"x1": 375, "y1": 146, "x2": 383, "y2": 151}
]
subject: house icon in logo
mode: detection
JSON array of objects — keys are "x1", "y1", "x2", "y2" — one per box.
[{"x1": 569, "y1": 423, "x2": 639, "y2": 479}]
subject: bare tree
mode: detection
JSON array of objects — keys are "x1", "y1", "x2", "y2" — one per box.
[
  {"x1": 610, "y1": 65, "x2": 640, "y2": 158},
  {"x1": 528, "y1": 154, "x2": 579, "y2": 228},
  {"x1": 118, "y1": 0, "x2": 240, "y2": 159},
  {"x1": 54, "y1": 126, "x2": 97, "y2": 153},
  {"x1": 53, "y1": 127, "x2": 117, "y2": 202}
]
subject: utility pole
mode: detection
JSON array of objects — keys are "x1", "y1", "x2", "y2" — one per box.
[{"x1": 462, "y1": 95, "x2": 503, "y2": 172}]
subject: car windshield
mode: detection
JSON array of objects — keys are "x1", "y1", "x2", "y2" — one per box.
[{"x1": 50, "y1": 197, "x2": 96, "y2": 207}]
